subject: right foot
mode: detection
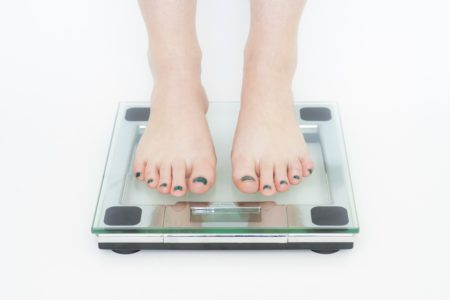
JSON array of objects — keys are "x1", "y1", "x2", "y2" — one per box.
[{"x1": 133, "y1": 66, "x2": 216, "y2": 197}]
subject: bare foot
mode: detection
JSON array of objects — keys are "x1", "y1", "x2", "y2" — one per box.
[
  {"x1": 231, "y1": 64, "x2": 314, "y2": 196},
  {"x1": 135, "y1": 0, "x2": 216, "y2": 197},
  {"x1": 133, "y1": 72, "x2": 216, "y2": 197},
  {"x1": 231, "y1": 0, "x2": 311, "y2": 196}
]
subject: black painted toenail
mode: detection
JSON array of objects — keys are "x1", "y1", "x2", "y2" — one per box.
[
  {"x1": 241, "y1": 175, "x2": 255, "y2": 182},
  {"x1": 263, "y1": 185, "x2": 272, "y2": 190},
  {"x1": 174, "y1": 185, "x2": 183, "y2": 191},
  {"x1": 147, "y1": 179, "x2": 153, "y2": 184},
  {"x1": 135, "y1": 172, "x2": 141, "y2": 178},
  {"x1": 293, "y1": 175, "x2": 300, "y2": 180},
  {"x1": 159, "y1": 183, "x2": 167, "y2": 188},
  {"x1": 193, "y1": 177, "x2": 208, "y2": 185},
  {"x1": 308, "y1": 168, "x2": 313, "y2": 175},
  {"x1": 280, "y1": 180, "x2": 288, "y2": 185}
]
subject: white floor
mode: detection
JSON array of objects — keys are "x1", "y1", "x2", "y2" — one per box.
[{"x1": 1, "y1": 1, "x2": 449, "y2": 299}]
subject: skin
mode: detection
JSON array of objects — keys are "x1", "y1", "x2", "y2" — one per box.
[
  {"x1": 134, "y1": 0, "x2": 313, "y2": 197},
  {"x1": 232, "y1": 0, "x2": 314, "y2": 196},
  {"x1": 134, "y1": 0, "x2": 216, "y2": 197}
]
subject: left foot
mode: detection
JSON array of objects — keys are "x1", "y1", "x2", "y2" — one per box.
[{"x1": 231, "y1": 56, "x2": 314, "y2": 196}]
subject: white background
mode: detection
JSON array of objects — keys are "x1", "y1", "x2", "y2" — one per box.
[{"x1": 1, "y1": 0, "x2": 450, "y2": 299}]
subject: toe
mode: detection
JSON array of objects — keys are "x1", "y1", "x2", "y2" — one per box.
[
  {"x1": 232, "y1": 156, "x2": 259, "y2": 194},
  {"x1": 274, "y1": 163, "x2": 290, "y2": 192},
  {"x1": 189, "y1": 159, "x2": 215, "y2": 194},
  {"x1": 300, "y1": 156, "x2": 315, "y2": 177},
  {"x1": 145, "y1": 163, "x2": 159, "y2": 189},
  {"x1": 288, "y1": 159, "x2": 303, "y2": 185},
  {"x1": 133, "y1": 158, "x2": 146, "y2": 181},
  {"x1": 259, "y1": 161, "x2": 276, "y2": 196},
  {"x1": 171, "y1": 160, "x2": 187, "y2": 197},
  {"x1": 158, "y1": 162, "x2": 172, "y2": 194}
]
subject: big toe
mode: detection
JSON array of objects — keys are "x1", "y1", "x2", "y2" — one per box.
[
  {"x1": 232, "y1": 157, "x2": 259, "y2": 194},
  {"x1": 188, "y1": 159, "x2": 216, "y2": 194}
]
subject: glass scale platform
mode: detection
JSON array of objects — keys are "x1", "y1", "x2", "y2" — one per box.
[{"x1": 92, "y1": 102, "x2": 359, "y2": 254}]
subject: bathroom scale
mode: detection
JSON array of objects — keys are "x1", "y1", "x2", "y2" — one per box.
[{"x1": 91, "y1": 102, "x2": 359, "y2": 254}]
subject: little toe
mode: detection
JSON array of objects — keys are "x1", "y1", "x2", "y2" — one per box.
[
  {"x1": 158, "y1": 162, "x2": 172, "y2": 194},
  {"x1": 171, "y1": 160, "x2": 187, "y2": 197},
  {"x1": 259, "y1": 161, "x2": 276, "y2": 196},
  {"x1": 133, "y1": 159, "x2": 146, "y2": 181},
  {"x1": 145, "y1": 163, "x2": 159, "y2": 189},
  {"x1": 274, "y1": 163, "x2": 290, "y2": 192},
  {"x1": 189, "y1": 160, "x2": 215, "y2": 194},
  {"x1": 300, "y1": 156, "x2": 315, "y2": 177},
  {"x1": 232, "y1": 157, "x2": 259, "y2": 194},
  {"x1": 288, "y1": 159, "x2": 303, "y2": 185}
]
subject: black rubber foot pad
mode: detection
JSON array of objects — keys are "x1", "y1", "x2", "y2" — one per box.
[
  {"x1": 300, "y1": 107, "x2": 332, "y2": 121},
  {"x1": 125, "y1": 107, "x2": 150, "y2": 121},
  {"x1": 311, "y1": 249, "x2": 340, "y2": 254},
  {"x1": 112, "y1": 249, "x2": 141, "y2": 255},
  {"x1": 311, "y1": 206, "x2": 349, "y2": 226},
  {"x1": 104, "y1": 206, "x2": 142, "y2": 226}
]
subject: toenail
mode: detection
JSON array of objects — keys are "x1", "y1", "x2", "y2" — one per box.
[
  {"x1": 147, "y1": 179, "x2": 153, "y2": 184},
  {"x1": 193, "y1": 177, "x2": 208, "y2": 185},
  {"x1": 159, "y1": 183, "x2": 167, "y2": 188},
  {"x1": 280, "y1": 180, "x2": 288, "y2": 185},
  {"x1": 241, "y1": 175, "x2": 255, "y2": 182},
  {"x1": 293, "y1": 175, "x2": 300, "y2": 180},
  {"x1": 135, "y1": 172, "x2": 141, "y2": 178},
  {"x1": 308, "y1": 168, "x2": 313, "y2": 175},
  {"x1": 263, "y1": 185, "x2": 272, "y2": 190},
  {"x1": 174, "y1": 185, "x2": 183, "y2": 191}
]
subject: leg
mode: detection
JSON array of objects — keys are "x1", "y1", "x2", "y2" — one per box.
[
  {"x1": 232, "y1": 0, "x2": 314, "y2": 195},
  {"x1": 134, "y1": 0, "x2": 216, "y2": 196}
]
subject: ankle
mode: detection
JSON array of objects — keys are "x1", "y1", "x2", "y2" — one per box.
[
  {"x1": 242, "y1": 47, "x2": 296, "y2": 108},
  {"x1": 151, "y1": 78, "x2": 207, "y2": 113},
  {"x1": 243, "y1": 43, "x2": 297, "y2": 81},
  {"x1": 149, "y1": 49, "x2": 202, "y2": 83}
]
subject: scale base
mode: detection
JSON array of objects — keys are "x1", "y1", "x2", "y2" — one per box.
[
  {"x1": 92, "y1": 102, "x2": 359, "y2": 253},
  {"x1": 103, "y1": 242, "x2": 352, "y2": 254}
]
